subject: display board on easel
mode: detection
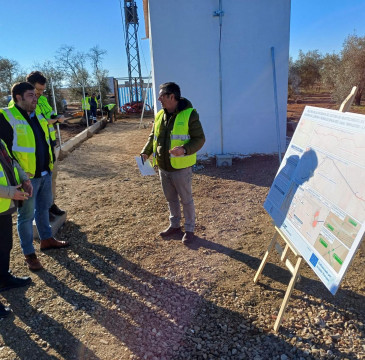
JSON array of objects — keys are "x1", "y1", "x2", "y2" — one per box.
[{"x1": 264, "y1": 106, "x2": 365, "y2": 295}]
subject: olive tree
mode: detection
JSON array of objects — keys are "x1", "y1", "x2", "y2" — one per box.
[
  {"x1": 332, "y1": 34, "x2": 365, "y2": 105},
  {"x1": 295, "y1": 50, "x2": 323, "y2": 90}
]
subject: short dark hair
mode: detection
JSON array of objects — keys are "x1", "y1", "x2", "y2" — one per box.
[
  {"x1": 159, "y1": 82, "x2": 181, "y2": 101},
  {"x1": 26, "y1": 71, "x2": 47, "y2": 86},
  {"x1": 11, "y1": 82, "x2": 35, "y2": 103}
]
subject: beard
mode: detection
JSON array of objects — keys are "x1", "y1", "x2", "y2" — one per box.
[{"x1": 19, "y1": 98, "x2": 37, "y2": 113}]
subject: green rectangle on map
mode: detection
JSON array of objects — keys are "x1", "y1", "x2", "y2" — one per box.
[
  {"x1": 319, "y1": 238, "x2": 328, "y2": 248},
  {"x1": 333, "y1": 254, "x2": 343, "y2": 265},
  {"x1": 326, "y1": 223, "x2": 334, "y2": 231},
  {"x1": 348, "y1": 218, "x2": 357, "y2": 227}
]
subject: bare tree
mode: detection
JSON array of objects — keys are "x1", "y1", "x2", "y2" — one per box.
[
  {"x1": 56, "y1": 45, "x2": 91, "y2": 98},
  {"x1": 89, "y1": 46, "x2": 110, "y2": 106}
]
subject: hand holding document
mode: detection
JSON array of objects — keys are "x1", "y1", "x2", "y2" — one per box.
[{"x1": 135, "y1": 156, "x2": 156, "y2": 176}]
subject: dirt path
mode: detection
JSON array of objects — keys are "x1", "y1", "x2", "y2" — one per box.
[{"x1": 0, "y1": 118, "x2": 364, "y2": 359}]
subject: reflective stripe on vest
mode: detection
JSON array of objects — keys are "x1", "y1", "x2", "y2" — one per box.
[
  {"x1": 0, "y1": 140, "x2": 21, "y2": 213},
  {"x1": 152, "y1": 108, "x2": 196, "y2": 169},
  {"x1": 2, "y1": 107, "x2": 53, "y2": 177}
]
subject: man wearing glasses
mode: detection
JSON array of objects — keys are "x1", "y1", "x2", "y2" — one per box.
[{"x1": 140, "y1": 82, "x2": 205, "y2": 245}]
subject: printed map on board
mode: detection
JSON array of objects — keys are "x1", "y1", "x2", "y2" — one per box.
[{"x1": 264, "y1": 106, "x2": 365, "y2": 294}]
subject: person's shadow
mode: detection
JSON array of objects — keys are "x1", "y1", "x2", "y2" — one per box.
[{"x1": 264, "y1": 148, "x2": 318, "y2": 228}]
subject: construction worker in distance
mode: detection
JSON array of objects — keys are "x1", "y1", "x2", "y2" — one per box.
[
  {"x1": 90, "y1": 93, "x2": 98, "y2": 123},
  {"x1": 81, "y1": 93, "x2": 91, "y2": 125},
  {"x1": 26, "y1": 71, "x2": 66, "y2": 220},
  {"x1": 103, "y1": 103, "x2": 116, "y2": 122}
]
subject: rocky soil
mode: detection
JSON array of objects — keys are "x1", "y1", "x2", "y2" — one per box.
[{"x1": 0, "y1": 101, "x2": 364, "y2": 360}]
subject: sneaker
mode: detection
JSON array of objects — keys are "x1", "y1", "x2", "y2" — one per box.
[
  {"x1": 49, "y1": 203, "x2": 66, "y2": 216},
  {"x1": 0, "y1": 274, "x2": 32, "y2": 292},
  {"x1": 182, "y1": 231, "x2": 195, "y2": 245},
  {"x1": 159, "y1": 226, "x2": 181, "y2": 237},
  {"x1": 40, "y1": 237, "x2": 69, "y2": 251},
  {"x1": 25, "y1": 253, "x2": 43, "y2": 271},
  {"x1": 0, "y1": 303, "x2": 11, "y2": 318}
]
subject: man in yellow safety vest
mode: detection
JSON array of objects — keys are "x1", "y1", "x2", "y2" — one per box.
[
  {"x1": 0, "y1": 82, "x2": 69, "y2": 271},
  {"x1": 81, "y1": 93, "x2": 91, "y2": 124},
  {"x1": 140, "y1": 82, "x2": 205, "y2": 245}
]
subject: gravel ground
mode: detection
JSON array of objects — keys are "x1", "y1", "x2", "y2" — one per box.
[{"x1": 0, "y1": 117, "x2": 364, "y2": 360}]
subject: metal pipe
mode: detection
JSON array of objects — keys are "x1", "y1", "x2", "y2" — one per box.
[
  {"x1": 271, "y1": 46, "x2": 282, "y2": 164},
  {"x1": 50, "y1": 77, "x2": 62, "y2": 146},
  {"x1": 214, "y1": 0, "x2": 224, "y2": 154},
  {"x1": 139, "y1": 71, "x2": 152, "y2": 129}
]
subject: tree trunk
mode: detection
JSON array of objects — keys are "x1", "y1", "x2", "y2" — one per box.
[{"x1": 355, "y1": 88, "x2": 363, "y2": 106}]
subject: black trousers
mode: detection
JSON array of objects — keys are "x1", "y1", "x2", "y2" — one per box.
[{"x1": 0, "y1": 214, "x2": 12, "y2": 280}]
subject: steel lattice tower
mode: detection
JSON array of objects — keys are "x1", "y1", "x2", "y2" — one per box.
[{"x1": 124, "y1": 0, "x2": 143, "y2": 104}]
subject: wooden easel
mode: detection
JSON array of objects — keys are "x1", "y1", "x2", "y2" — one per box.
[
  {"x1": 254, "y1": 226, "x2": 302, "y2": 332},
  {"x1": 254, "y1": 86, "x2": 365, "y2": 332}
]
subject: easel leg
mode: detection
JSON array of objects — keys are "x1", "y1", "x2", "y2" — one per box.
[
  {"x1": 274, "y1": 257, "x2": 303, "y2": 332},
  {"x1": 254, "y1": 232, "x2": 278, "y2": 284},
  {"x1": 360, "y1": 241, "x2": 365, "y2": 256}
]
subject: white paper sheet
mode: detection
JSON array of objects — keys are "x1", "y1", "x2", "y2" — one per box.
[{"x1": 135, "y1": 156, "x2": 156, "y2": 176}]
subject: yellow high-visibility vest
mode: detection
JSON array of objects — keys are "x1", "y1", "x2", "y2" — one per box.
[
  {"x1": 0, "y1": 139, "x2": 21, "y2": 213},
  {"x1": 153, "y1": 108, "x2": 196, "y2": 169},
  {"x1": 82, "y1": 97, "x2": 91, "y2": 110},
  {"x1": 37, "y1": 96, "x2": 57, "y2": 142},
  {"x1": 0, "y1": 106, "x2": 53, "y2": 178}
]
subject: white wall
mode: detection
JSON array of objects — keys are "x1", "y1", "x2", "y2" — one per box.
[{"x1": 148, "y1": 0, "x2": 290, "y2": 155}]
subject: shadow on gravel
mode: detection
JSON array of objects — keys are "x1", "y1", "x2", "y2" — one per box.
[
  {"x1": 1, "y1": 286, "x2": 99, "y2": 360},
  {"x1": 35, "y1": 222, "x2": 325, "y2": 359},
  {"x1": 187, "y1": 236, "x2": 364, "y2": 351}
]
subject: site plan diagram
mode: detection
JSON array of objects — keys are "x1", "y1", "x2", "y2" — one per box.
[{"x1": 264, "y1": 106, "x2": 365, "y2": 294}]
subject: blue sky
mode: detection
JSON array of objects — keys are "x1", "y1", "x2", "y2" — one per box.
[{"x1": 1, "y1": 1, "x2": 365, "y2": 79}]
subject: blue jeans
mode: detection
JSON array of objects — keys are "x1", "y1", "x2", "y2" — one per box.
[{"x1": 17, "y1": 173, "x2": 53, "y2": 255}]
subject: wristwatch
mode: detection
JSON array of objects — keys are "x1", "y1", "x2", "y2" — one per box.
[{"x1": 183, "y1": 147, "x2": 187, "y2": 155}]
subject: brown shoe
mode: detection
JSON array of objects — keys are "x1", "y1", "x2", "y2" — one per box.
[
  {"x1": 160, "y1": 226, "x2": 181, "y2": 237},
  {"x1": 25, "y1": 253, "x2": 43, "y2": 271},
  {"x1": 182, "y1": 231, "x2": 195, "y2": 245},
  {"x1": 40, "y1": 237, "x2": 69, "y2": 251}
]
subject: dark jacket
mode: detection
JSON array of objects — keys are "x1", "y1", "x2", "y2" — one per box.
[
  {"x1": 141, "y1": 97, "x2": 205, "y2": 172},
  {"x1": 90, "y1": 97, "x2": 98, "y2": 109}
]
